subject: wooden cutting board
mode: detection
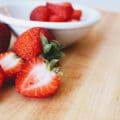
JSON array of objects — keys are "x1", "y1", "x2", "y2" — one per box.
[{"x1": 0, "y1": 11, "x2": 120, "y2": 120}]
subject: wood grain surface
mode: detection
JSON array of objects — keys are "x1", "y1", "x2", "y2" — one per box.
[{"x1": 0, "y1": 12, "x2": 120, "y2": 120}]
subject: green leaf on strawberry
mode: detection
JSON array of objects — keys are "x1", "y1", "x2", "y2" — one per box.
[{"x1": 41, "y1": 34, "x2": 64, "y2": 61}]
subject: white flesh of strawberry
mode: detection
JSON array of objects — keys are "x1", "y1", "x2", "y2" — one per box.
[
  {"x1": 0, "y1": 53, "x2": 21, "y2": 70},
  {"x1": 23, "y1": 63, "x2": 56, "y2": 90}
]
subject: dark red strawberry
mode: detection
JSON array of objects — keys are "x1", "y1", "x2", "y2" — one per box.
[
  {"x1": 0, "y1": 23, "x2": 11, "y2": 53},
  {"x1": 16, "y1": 57, "x2": 61, "y2": 98},
  {"x1": 0, "y1": 65, "x2": 4, "y2": 88},
  {"x1": 0, "y1": 51, "x2": 23, "y2": 79},
  {"x1": 47, "y1": 2, "x2": 73, "y2": 21},
  {"x1": 71, "y1": 10, "x2": 82, "y2": 20},
  {"x1": 14, "y1": 27, "x2": 55, "y2": 60},
  {"x1": 30, "y1": 6, "x2": 50, "y2": 21}
]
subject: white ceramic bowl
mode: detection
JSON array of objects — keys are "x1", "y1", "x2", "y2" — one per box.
[{"x1": 0, "y1": 0, "x2": 101, "y2": 46}]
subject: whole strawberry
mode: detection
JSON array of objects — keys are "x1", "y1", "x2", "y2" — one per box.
[
  {"x1": 14, "y1": 27, "x2": 64, "y2": 61},
  {"x1": 0, "y1": 23, "x2": 11, "y2": 53},
  {"x1": 16, "y1": 57, "x2": 61, "y2": 98},
  {"x1": 0, "y1": 65, "x2": 4, "y2": 88}
]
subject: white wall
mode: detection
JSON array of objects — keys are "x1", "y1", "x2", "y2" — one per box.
[
  {"x1": 0, "y1": 0, "x2": 120, "y2": 12},
  {"x1": 79, "y1": 0, "x2": 120, "y2": 12}
]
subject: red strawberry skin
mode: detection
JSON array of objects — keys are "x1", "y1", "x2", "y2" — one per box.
[
  {"x1": 0, "y1": 51, "x2": 23, "y2": 79},
  {"x1": 0, "y1": 65, "x2": 4, "y2": 88},
  {"x1": 30, "y1": 6, "x2": 50, "y2": 21},
  {"x1": 14, "y1": 27, "x2": 55, "y2": 60},
  {"x1": 71, "y1": 10, "x2": 82, "y2": 20},
  {"x1": 63, "y1": 2, "x2": 73, "y2": 12},
  {"x1": 0, "y1": 23, "x2": 11, "y2": 53},
  {"x1": 47, "y1": 2, "x2": 73, "y2": 21},
  {"x1": 16, "y1": 57, "x2": 61, "y2": 98},
  {"x1": 49, "y1": 15, "x2": 65, "y2": 22}
]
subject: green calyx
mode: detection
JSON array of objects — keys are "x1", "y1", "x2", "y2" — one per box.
[
  {"x1": 41, "y1": 34, "x2": 64, "y2": 61},
  {"x1": 46, "y1": 59, "x2": 63, "y2": 75},
  {"x1": 40, "y1": 34, "x2": 64, "y2": 75},
  {"x1": 46, "y1": 59, "x2": 59, "y2": 70}
]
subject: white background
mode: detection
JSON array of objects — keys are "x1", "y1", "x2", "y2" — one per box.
[
  {"x1": 0, "y1": 0, "x2": 120, "y2": 12},
  {"x1": 79, "y1": 0, "x2": 120, "y2": 12}
]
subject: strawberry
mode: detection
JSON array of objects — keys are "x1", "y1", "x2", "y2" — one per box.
[
  {"x1": 49, "y1": 15, "x2": 65, "y2": 22},
  {"x1": 0, "y1": 51, "x2": 23, "y2": 79},
  {"x1": 14, "y1": 27, "x2": 64, "y2": 61},
  {"x1": 62, "y1": 2, "x2": 73, "y2": 12},
  {"x1": 47, "y1": 2, "x2": 73, "y2": 21},
  {"x1": 14, "y1": 27, "x2": 55, "y2": 60},
  {"x1": 0, "y1": 65, "x2": 4, "y2": 88},
  {"x1": 0, "y1": 23, "x2": 11, "y2": 53},
  {"x1": 15, "y1": 57, "x2": 61, "y2": 98},
  {"x1": 71, "y1": 10, "x2": 82, "y2": 20},
  {"x1": 30, "y1": 6, "x2": 50, "y2": 22}
]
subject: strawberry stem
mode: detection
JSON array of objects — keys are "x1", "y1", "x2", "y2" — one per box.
[
  {"x1": 53, "y1": 67, "x2": 63, "y2": 76},
  {"x1": 47, "y1": 59, "x2": 59, "y2": 70},
  {"x1": 41, "y1": 34, "x2": 52, "y2": 54},
  {"x1": 41, "y1": 34, "x2": 64, "y2": 61},
  {"x1": 41, "y1": 34, "x2": 64, "y2": 75},
  {"x1": 46, "y1": 59, "x2": 63, "y2": 75}
]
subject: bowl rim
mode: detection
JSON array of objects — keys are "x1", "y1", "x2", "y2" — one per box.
[{"x1": 0, "y1": 2, "x2": 102, "y2": 30}]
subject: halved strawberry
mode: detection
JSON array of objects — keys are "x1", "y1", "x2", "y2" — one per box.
[
  {"x1": 15, "y1": 57, "x2": 61, "y2": 98},
  {"x1": 30, "y1": 6, "x2": 50, "y2": 22},
  {"x1": 71, "y1": 10, "x2": 82, "y2": 20},
  {"x1": 0, "y1": 51, "x2": 23, "y2": 79},
  {"x1": 47, "y1": 2, "x2": 73, "y2": 21},
  {"x1": 0, "y1": 65, "x2": 4, "y2": 88}
]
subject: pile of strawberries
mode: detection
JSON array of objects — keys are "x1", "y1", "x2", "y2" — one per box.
[
  {"x1": 30, "y1": 2, "x2": 82, "y2": 22},
  {"x1": 0, "y1": 2, "x2": 81, "y2": 98},
  {"x1": 0, "y1": 26, "x2": 64, "y2": 98}
]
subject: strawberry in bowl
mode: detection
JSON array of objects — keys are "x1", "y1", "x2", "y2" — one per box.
[{"x1": 30, "y1": 2, "x2": 82, "y2": 22}]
